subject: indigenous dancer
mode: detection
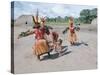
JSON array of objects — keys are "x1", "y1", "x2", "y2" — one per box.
[
  {"x1": 68, "y1": 17, "x2": 77, "y2": 45},
  {"x1": 31, "y1": 11, "x2": 51, "y2": 60},
  {"x1": 40, "y1": 17, "x2": 59, "y2": 51},
  {"x1": 32, "y1": 25, "x2": 49, "y2": 60},
  {"x1": 18, "y1": 10, "x2": 50, "y2": 60}
]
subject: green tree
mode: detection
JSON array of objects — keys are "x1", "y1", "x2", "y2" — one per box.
[
  {"x1": 79, "y1": 8, "x2": 97, "y2": 24},
  {"x1": 90, "y1": 8, "x2": 97, "y2": 19},
  {"x1": 64, "y1": 16, "x2": 69, "y2": 22},
  {"x1": 80, "y1": 9, "x2": 91, "y2": 23}
]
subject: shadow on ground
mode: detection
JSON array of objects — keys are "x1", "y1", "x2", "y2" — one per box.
[
  {"x1": 72, "y1": 41, "x2": 88, "y2": 46},
  {"x1": 41, "y1": 45, "x2": 72, "y2": 61}
]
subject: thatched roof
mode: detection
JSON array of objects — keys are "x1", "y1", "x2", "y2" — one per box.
[{"x1": 14, "y1": 15, "x2": 33, "y2": 26}]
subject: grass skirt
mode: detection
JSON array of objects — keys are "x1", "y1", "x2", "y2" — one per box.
[{"x1": 33, "y1": 39, "x2": 49, "y2": 56}]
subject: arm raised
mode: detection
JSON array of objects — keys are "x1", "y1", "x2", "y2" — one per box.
[{"x1": 18, "y1": 29, "x2": 35, "y2": 39}]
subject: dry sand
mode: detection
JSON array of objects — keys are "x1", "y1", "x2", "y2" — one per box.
[{"x1": 13, "y1": 25, "x2": 97, "y2": 74}]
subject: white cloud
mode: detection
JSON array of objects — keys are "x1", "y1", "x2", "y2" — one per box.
[
  {"x1": 52, "y1": 5, "x2": 65, "y2": 14},
  {"x1": 13, "y1": 1, "x2": 97, "y2": 20}
]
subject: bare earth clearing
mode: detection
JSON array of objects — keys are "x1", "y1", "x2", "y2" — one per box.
[{"x1": 13, "y1": 24, "x2": 97, "y2": 74}]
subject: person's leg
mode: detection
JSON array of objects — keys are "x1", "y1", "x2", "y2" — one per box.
[
  {"x1": 58, "y1": 51, "x2": 62, "y2": 57},
  {"x1": 72, "y1": 36, "x2": 74, "y2": 45},
  {"x1": 48, "y1": 52, "x2": 51, "y2": 57},
  {"x1": 70, "y1": 33, "x2": 74, "y2": 45},
  {"x1": 70, "y1": 37, "x2": 73, "y2": 45},
  {"x1": 73, "y1": 33, "x2": 77, "y2": 44},
  {"x1": 58, "y1": 46, "x2": 62, "y2": 56},
  {"x1": 37, "y1": 55, "x2": 40, "y2": 60}
]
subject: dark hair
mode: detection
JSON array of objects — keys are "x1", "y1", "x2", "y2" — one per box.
[{"x1": 33, "y1": 25, "x2": 40, "y2": 29}]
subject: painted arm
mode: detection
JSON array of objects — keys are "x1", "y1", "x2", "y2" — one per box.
[
  {"x1": 18, "y1": 29, "x2": 35, "y2": 39},
  {"x1": 74, "y1": 26, "x2": 80, "y2": 31},
  {"x1": 62, "y1": 27, "x2": 69, "y2": 34}
]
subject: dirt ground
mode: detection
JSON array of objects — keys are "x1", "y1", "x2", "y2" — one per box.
[{"x1": 13, "y1": 24, "x2": 97, "y2": 74}]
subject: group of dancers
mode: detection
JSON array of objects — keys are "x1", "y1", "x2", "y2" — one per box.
[{"x1": 18, "y1": 12, "x2": 79, "y2": 60}]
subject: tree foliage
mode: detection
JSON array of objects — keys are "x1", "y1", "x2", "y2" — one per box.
[
  {"x1": 46, "y1": 8, "x2": 97, "y2": 24},
  {"x1": 79, "y1": 8, "x2": 97, "y2": 24}
]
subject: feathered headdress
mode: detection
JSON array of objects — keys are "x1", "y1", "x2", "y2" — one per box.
[
  {"x1": 41, "y1": 17, "x2": 46, "y2": 23},
  {"x1": 69, "y1": 16, "x2": 74, "y2": 27},
  {"x1": 32, "y1": 9, "x2": 41, "y2": 28}
]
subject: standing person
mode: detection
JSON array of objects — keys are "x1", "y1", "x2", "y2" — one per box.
[
  {"x1": 67, "y1": 17, "x2": 77, "y2": 45},
  {"x1": 32, "y1": 25, "x2": 49, "y2": 60},
  {"x1": 18, "y1": 10, "x2": 51, "y2": 60},
  {"x1": 32, "y1": 15, "x2": 50, "y2": 60}
]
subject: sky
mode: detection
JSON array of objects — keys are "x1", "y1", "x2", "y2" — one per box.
[{"x1": 12, "y1": 1, "x2": 97, "y2": 20}]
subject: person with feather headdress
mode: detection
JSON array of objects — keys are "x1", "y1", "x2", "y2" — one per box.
[
  {"x1": 68, "y1": 17, "x2": 77, "y2": 45},
  {"x1": 62, "y1": 17, "x2": 78, "y2": 45},
  {"x1": 31, "y1": 10, "x2": 51, "y2": 60},
  {"x1": 18, "y1": 10, "x2": 50, "y2": 60}
]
